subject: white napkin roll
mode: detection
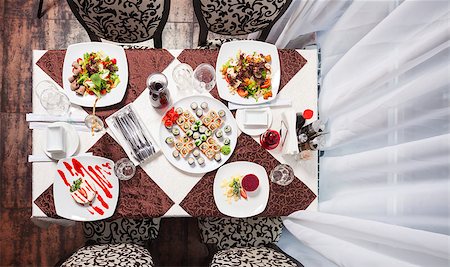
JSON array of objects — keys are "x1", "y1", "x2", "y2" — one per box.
[{"x1": 281, "y1": 108, "x2": 299, "y2": 155}]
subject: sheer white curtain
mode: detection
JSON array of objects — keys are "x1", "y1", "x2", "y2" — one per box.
[{"x1": 273, "y1": 0, "x2": 450, "y2": 266}]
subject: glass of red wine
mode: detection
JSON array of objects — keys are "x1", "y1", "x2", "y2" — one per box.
[{"x1": 260, "y1": 129, "x2": 281, "y2": 150}]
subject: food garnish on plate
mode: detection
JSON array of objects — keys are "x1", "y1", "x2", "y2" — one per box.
[
  {"x1": 69, "y1": 177, "x2": 97, "y2": 205},
  {"x1": 68, "y1": 51, "x2": 120, "y2": 97},
  {"x1": 221, "y1": 51, "x2": 272, "y2": 101},
  {"x1": 221, "y1": 174, "x2": 259, "y2": 203}
]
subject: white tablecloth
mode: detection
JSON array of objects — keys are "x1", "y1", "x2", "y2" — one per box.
[{"x1": 31, "y1": 49, "x2": 319, "y2": 226}]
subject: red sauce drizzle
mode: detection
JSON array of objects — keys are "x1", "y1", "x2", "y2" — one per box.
[
  {"x1": 102, "y1": 163, "x2": 112, "y2": 169},
  {"x1": 96, "y1": 165, "x2": 111, "y2": 175},
  {"x1": 88, "y1": 209, "x2": 94, "y2": 215},
  {"x1": 63, "y1": 162, "x2": 75, "y2": 176},
  {"x1": 91, "y1": 205, "x2": 104, "y2": 215},
  {"x1": 97, "y1": 194, "x2": 109, "y2": 209},
  {"x1": 71, "y1": 158, "x2": 113, "y2": 198},
  {"x1": 57, "y1": 170, "x2": 70, "y2": 186}
]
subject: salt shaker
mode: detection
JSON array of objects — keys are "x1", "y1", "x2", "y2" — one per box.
[{"x1": 147, "y1": 72, "x2": 171, "y2": 109}]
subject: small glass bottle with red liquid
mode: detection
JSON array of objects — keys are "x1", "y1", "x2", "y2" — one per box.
[
  {"x1": 147, "y1": 72, "x2": 171, "y2": 109},
  {"x1": 260, "y1": 129, "x2": 280, "y2": 150}
]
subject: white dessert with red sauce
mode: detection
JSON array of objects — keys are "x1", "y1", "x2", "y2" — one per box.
[{"x1": 69, "y1": 178, "x2": 97, "y2": 205}]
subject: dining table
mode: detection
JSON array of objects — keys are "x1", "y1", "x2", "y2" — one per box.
[{"x1": 30, "y1": 47, "x2": 319, "y2": 227}]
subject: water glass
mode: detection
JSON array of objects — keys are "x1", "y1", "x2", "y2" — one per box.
[
  {"x1": 85, "y1": 114, "x2": 104, "y2": 133},
  {"x1": 172, "y1": 63, "x2": 194, "y2": 93},
  {"x1": 114, "y1": 158, "x2": 136, "y2": 181},
  {"x1": 269, "y1": 164, "x2": 295, "y2": 186},
  {"x1": 193, "y1": 63, "x2": 216, "y2": 93},
  {"x1": 36, "y1": 80, "x2": 70, "y2": 115}
]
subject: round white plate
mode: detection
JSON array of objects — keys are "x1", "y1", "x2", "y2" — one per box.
[
  {"x1": 235, "y1": 108, "x2": 273, "y2": 136},
  {"x1": 213, "y1": 161, "x2": 269, "y2": 218},
  {"x1": 159, "y1": 95, "x2": 238, "y2": 174},
  {"x1": 215, "y1": 40, "x2": 281, "y2": 105},
  {"x1": 62, "y1": 42, "x2": 129, "y2": 107},
  {"x1": 43, "y1": 122, "x2": 80, "y2": 160},
  {"x1": 53, "y1": 156, "x2": 119, "y2": 221}
]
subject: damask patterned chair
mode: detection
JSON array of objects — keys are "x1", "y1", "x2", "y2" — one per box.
[
  {"x1": 198, "y1": 217, "x2": 301, "y2": 266},
  {"x1": 67, "y1": 0, "x2": 170, "y2": 48},
  {"x1": 193, "y1": 0, "x2": 292, "y2": 48}
]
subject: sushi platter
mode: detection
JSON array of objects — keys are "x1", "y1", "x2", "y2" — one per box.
[{"x1": 159, "y1": 95, "x2": 238, "y2": 174}]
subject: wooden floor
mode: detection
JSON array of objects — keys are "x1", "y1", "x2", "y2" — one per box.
[{"x1": 0, "y1": 0, "x2": 223, "y2": 266}]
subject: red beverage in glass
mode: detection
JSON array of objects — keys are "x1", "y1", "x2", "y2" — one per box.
[{"x1": 260, "y1": 129, "x2": 280, "y2": 150}]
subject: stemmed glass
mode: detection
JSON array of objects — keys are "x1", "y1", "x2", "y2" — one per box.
[
  {"x1": 193, "y1": 63, "x2": 216, "y2": 93},
  {"x1": 114, "y1": 158, "x2": 136, "y2": 181},
  {"x1": 35, "y1": 80, "x2": 70, "y2": 115},
  {"x1": 172, "y1": 63, "x2": 194, "y2": 94}
]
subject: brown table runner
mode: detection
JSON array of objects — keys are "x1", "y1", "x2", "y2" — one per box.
[
  {"x1": 34, "y1": 48, "x2": 314, "y2": 218},
  {"x1": 180, "y1": 134, "x2": 316, "y2": 217},
  {"x1": 34, "y1": 133, "x2": 175, "y2": 219}
]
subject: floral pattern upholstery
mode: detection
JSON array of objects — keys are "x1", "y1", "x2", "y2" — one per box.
[
  {"x1": 197, "y1": 0, "x2": 290, "y2": 35},
  {"x1": 210, "y1": 246, "x2": 298, "y2": 267},
  {"x1": 61, "y1": 243, "x2": 154, "y2": 267},
  {"x1": 67, "y1": 0, "x2": 169, "y2": 45},
  {"x1": 198, "y1": 217, "x2": 283, "y2": 249},
  {"x1": 83, "y1": 218, "x2": 161, "y2": 246}
]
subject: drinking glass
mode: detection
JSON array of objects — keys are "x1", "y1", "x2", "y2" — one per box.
[
  {"x1": 114, "y1": 158, "x2": 136, "y2": 180},
  {"x1": 36, "y1": 80, "x2": 70, "y2": 115},
  {"x1": 269, "y1": 164, "x2": 294, "y2": 186},
  {"x1": 260, "y1": 129, "x2": 280, "y2": 150},
  {"x1": 85, "y1": 114, "x2": 104, "y2": 133},
  {"x1": 172, "y1": 63, "x2": 194, "y2": 93},
  {"x1": 193, "y1": 63, "x2": 216, "y2": 93}
]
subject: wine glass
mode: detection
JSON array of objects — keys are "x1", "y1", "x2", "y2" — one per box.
[
  {"x1": 269, "y1": 164, "x2": 295, "y2": 186},
  {"x1": 114, "y1": 158, "x2": 136, "y2": 180},
  {"x1": 35, "y1": 80, "x2": 70, "y2": 115},
  {"x1": 193, "y1": 63, "x2": 216, "y2": 93},
  {"x1": 172, "y1": 63, "x2": 194, "y2": 94},
  {"x1": 260, "y1": 129, "x2": 280, "y2": 150}
]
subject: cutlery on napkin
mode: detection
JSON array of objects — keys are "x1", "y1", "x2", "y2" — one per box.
[
  {"x1": 227, "y1": 98, "x2": 291, "y2": 110},
  {"x1": 28, "y1": 152, "x2": 93, "y2": 162},
  {"x1": 281, "y1": 108, "x2": 299, "y2": 155},
  {"x1": 26, "y1": 113, "x2": 86, "y2": 123}
]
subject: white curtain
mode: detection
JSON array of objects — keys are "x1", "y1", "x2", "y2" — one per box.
[{"x1": 273, "y1": 0, "x2": 450, "y2": 266}]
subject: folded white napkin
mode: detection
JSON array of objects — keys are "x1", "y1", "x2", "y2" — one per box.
[
  {"x1": 281, "y1": 108, "x2": 299, "y2": 155},
  {"x1": 228, "y1": 98, "x2": 291, "y2": 110},
  {"x1": 26, "y1": 113, "x2": 86, "y2": 123}
]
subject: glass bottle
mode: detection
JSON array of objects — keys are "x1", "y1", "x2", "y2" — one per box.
[{"x1": 147, "y1": 73, "x2": 170, "y2": 109}]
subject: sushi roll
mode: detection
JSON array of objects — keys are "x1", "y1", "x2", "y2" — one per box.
[
  {"x1": 188, "y1": 157, "x2": 195, "y2": 165},
  {"x1": 190, "y1": 102, "x2": 198, "y2": 110},
  {"x1": 194, "y1": 139, "x2": 202, "y2": 147},
  {"x1": 224, "y1": 137, "x2": 231, "y2": 145},
  {"x1": 182, "y1": 136, "x2": 190, "y2": 143},
  {"x1": 205, "y1": 149, "x2": 215, "y2": 159},
  {"x1": 182, "y1": 123, "x2": 190, "y2": 131},
  {"x1": 165, "y1": 123, "x2": 172, "y2": 130},
  {"x1": 193, "y1": 132, "x2": 200, "y2": 140},
  {"x1": 175, "y1": 107, "x2": 183, "y2": 114},
  {"x1": 199, "y1": 142, "x2": 209, "y2": 152},
  {"x1": 186, "y1": 141, "x2": 195, "y2": 150},
  {"x1": 175, "y1": 142, "x2": 183, "y2": 150},
  {"x1": 214, "y1": 153, "x2": 221, "y2": 162},
  {"x1": 172, "y1": 150, "x2": 180, "y2": 158},
  {"x1": 191, "y1": 124, "x2": 199, "y2": 131},
  {"x1": 200, "y1": 134, "x2": 207, "y2": 141},
  {"x1": 218, "y1": 110, "x2": 225, "y2": 117},
  {"x1": 215, "y1": 130, "x2": 223, "y2": 138},
  {"x1": 224, "y1": 125, "x2": 232, "y2": 133},
  {"x1": 165, "y1": 137, "x2": 174, "y2": 145},
  {"x1": 180, "y1": 147, "x2": 190, "y2": 157},
  {"x1": 197, "y1": 157, "x2": 205, "y2": 165},
  {"x1": 196, "y1": 109, "x2": 203, "y2": 117},
  {"x1": 176, "y1": 116, "x2": 185, "y2": 125},
  {"x1": 207, "y1": 137, "x2": 216, "y2": 145},
  {"x1": 186, "y1": 130, "x2": 193, "y2": 137},
  {"x1": 172, "y1": 128, "x2": 180, "y2": 136},
  {"x1": 205, "y1": 129, "x2": 212, "y2": 137},
  {"x1": 193, "y1": 149, "x2": 200, "y2": 157},
  {"x1": 195, "y1": 120, "x2": 203, "y2": 126},
  {"x1": 209, "y1": 111, "x2": 218, "y2": 119},
  {"x1": 200, "y1": 102, "x2": 208, "y2": 110},
  {"x1": 183, "y1": 110, "x2": 190, "y2": 117},
  {"x1": 199, "y1": 125, "x2": 207, "y2": 133}
]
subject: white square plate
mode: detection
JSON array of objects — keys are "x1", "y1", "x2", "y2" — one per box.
[
  {"x1": 213, "y1": 161, "x2": 269, "y2": 218},
  {"x1": 244, "y1": 108, "x2": 269, "y2": 126},
  {"x1": 216, "y1": 40, "x2": 280, "y2": 105},
  {"x1": 62, "y1": 42, "x2": 128, "y2": 107},
  {"x1": 53, "y1": 156, "x2": 119, "y2": 221}
]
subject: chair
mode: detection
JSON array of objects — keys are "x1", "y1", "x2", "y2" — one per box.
[
  {"x1": 66, "y1": 0, "x2": 170, "y2": 48},
  {"x1": 198, "y1": 217, "x2": 300, "y2": 266},
  {"x1": 193, "y1": 0, "x2": 292, "y2": 48},
  {"x1": 60, "y1": 243, "x2": 154, "y2": 267}
]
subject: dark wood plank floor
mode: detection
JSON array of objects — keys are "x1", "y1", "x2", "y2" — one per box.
[{"x1": 0, "y1": 0, "x2": 210, "y2": 266}]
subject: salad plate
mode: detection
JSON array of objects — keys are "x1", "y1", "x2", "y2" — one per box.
[
  {"x1": 216, "y1": 40, "x2": 280, "y2": 105},
  {"x1": 213, "y1": 161, "x2": 269, "y2": 218},
  {"x1": 53, "y1": 156, "x2": 119, "y2": 221},
  {"x1": 159, "y1": 95, "x2": 238, "y2": 174},
  {"x1": 62, "y1": 42, "x2": 128, "y2": 107}
]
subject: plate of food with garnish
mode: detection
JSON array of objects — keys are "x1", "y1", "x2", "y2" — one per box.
[
  {"x1": 53, "y1": 156, "x2": 119, "y2": 221},
  {"x1": 213, "y1": 161, "x2": 269, "y2": 218},
  {"x1": 216, "y1": 40, "x2": 280, "y2": 105},
  {"x1": 159, "y1": 95, "x2": 238, "y2": 174},
  {"x1": 62, "y1": 42, "x2": 128, "y2": 107}
]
